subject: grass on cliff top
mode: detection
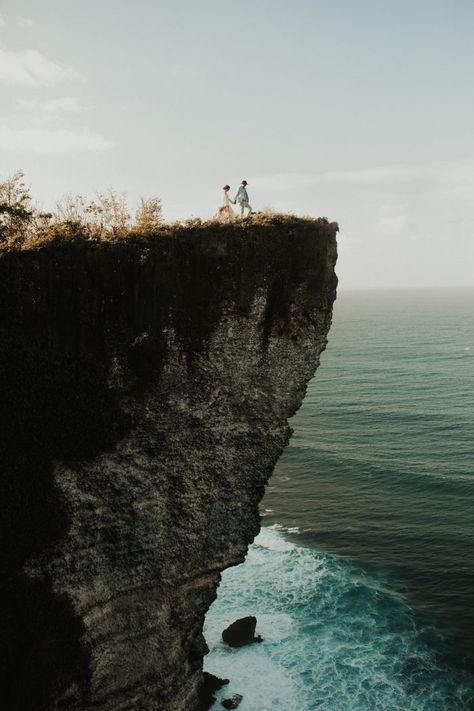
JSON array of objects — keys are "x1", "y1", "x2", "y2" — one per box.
[
  {"x1": 0, "y1": 172, "x2": 337, "y2": 253},
  {"x1": 0, "y1": 212, "x2": 337, "y2": 254}
]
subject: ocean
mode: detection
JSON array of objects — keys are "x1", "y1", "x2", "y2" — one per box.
[{"x1": 204, "y1": 288, "x2": 474, "y2": 710}]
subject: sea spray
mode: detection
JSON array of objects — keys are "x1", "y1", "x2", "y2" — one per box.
[{"x1": 204, "y1": 527, "x2": 472, "y2": 711}]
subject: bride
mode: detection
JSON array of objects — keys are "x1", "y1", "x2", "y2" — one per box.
[{"x1": 215, "y1": 184, "x2": 235, "y2": 222}]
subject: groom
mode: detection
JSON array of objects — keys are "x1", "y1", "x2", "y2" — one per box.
[{"x1": 234, "y1": 180, "x2": 252, "y2": 218}]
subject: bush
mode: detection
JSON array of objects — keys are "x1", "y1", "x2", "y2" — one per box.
[
  {"x1": 0, "y1": 171, "x2": 34, "y2": 246},
  {"x1": 0, "y1": 171, "x2": 165, "y2": 250}
]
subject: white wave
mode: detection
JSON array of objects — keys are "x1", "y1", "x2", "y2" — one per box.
[{"x1": 204, "y1": 527, "x2": 472, "y2": 711}]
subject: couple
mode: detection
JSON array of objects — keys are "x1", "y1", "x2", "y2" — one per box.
[{"x1": 217, "y1": 180, "x2": 252, "y2": 222}]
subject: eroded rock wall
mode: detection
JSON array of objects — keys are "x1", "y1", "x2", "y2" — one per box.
[{"x1": 0, "y1": 218, "x2": 337, "y2": 710}]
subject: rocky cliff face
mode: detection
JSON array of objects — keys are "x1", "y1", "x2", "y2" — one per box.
[{"x1": 0, "y1": 217, "x2": 338, "y2": 710}]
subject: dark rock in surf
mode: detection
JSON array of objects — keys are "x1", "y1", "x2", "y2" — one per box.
[
  {"x1": 222, "y1": 616, "x2": 262, "y2": 647},
  {"x1": 199, "y1": 672, "x2": 229, "y2": 710},
  {"x1": 222, "y1": 693, "x2": 243, "y2": 709}
]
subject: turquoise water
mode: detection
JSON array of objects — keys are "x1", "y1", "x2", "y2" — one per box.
[{"x1": 205, "y1": 289, "x2": 474, "y2": 710}]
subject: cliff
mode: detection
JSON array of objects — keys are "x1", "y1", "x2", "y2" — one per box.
[{"x1": 0, "y1": 216, "x2": 338, "y2": 710}]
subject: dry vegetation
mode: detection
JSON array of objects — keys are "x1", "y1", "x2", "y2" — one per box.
[
  {"x1": 0, "y1": 171, "x2": 334, "y2": 252},
  {"x1": 0, "y1": 171, "x2": 164, "y2": 250}
]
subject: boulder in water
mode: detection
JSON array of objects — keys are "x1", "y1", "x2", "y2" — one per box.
[
  {"x1": 222, "y1": 616, "x2": 262, "y2": 648},
  {"x1": 199, "y1": 672, "x2": 229, "y2": 709},
  {"x1": 222, "y1": 693, "x2": 243, "y2": 709}
]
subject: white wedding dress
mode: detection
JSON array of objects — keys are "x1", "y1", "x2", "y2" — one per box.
[{"x1": 215, "y1": 190, "x2": 235, "y2": 222}]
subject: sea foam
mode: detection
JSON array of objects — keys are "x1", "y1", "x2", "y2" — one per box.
[{"x1": 204, "y1": 527, "x2": 471, "y2": 711}]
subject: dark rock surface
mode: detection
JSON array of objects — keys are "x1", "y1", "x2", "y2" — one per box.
[
  {"x1": 222, "y1": 694, "x2": 243, "y2": 709},
  {"x1": 222, "y1": 616, "x2": 262, "y2": 648},
  {"x1": 0, "y1": 217, "x2": 338, "y2": 710},
  {"x1": 199, "y1": 672, "x2": 229, "y2": 710}
]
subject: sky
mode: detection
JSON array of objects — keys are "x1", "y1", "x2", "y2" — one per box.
[{"x1": 1, "y1": 0, "x2": 473, "y2": 289}]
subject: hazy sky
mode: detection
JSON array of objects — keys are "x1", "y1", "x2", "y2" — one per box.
[{"x1": 1, "y1": 0, "x2": 473, "y2": 288}]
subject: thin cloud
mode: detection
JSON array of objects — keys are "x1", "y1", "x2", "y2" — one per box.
[
  {"x1": 19, "y1": 18, "x2": 34, "y2": 28},
  {"x1": 253, "y1": 159, "x2": 474, "y2": 193},
  {"x1": 252, "y1": 173, "x2": 315, "y2": 192},
  {"x1": 0, "y1": 45, "x2": 74, "y2": 87},
  {"x1": 0, "y1": 125, "x2": 112, "y2": 154},
  {"x1": 17, "y1": 97, "x2": 84, "y2": 115},
  {"x1": 2, "y1": 95, "x2": 107, "y2": 156},
  {"x1": 375, "y1": 214, "x2": 408, "y2": 237},
  {"x1": 253, "y1": 165, "x2": 420, "y2": 192},
  {"x1": 173, "y1": 69, "x2": 200, "y2": 80}
]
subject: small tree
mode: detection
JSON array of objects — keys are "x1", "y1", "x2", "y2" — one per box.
[
  {"x1": 54, "y1": 194, "x2": 89, "y2": 224},
  {"x1": 134, "y1": 197, "x2": 163, "y2": 232},
  {"x1": 54, "y1": 190, "x2": 130, "y2": 238},
  {"x1": 0, "y1": 171, "x2": 34, "y2": 244},
  {"x1": 94, "y1": 189, "x2": 130, "y2": 236},
  {"x1": 1, "y1": 174, "x2": 165, "y2": 247}
]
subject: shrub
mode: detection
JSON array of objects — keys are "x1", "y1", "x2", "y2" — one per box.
[
  {"x1": 0, "y1": 171, "x2": 34, "y2": 246},
  {"x1": 134, "y1": 197, "x2": 163, "y2": 232}
]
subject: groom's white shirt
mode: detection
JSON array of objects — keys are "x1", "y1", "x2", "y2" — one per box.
[{"x1": 235, "y1": 185, "x2": 249, "y2": 204}]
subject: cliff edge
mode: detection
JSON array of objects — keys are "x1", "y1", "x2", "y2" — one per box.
[{"x1": 0, "y1": 216, "x2": 338, "y2": 710}]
